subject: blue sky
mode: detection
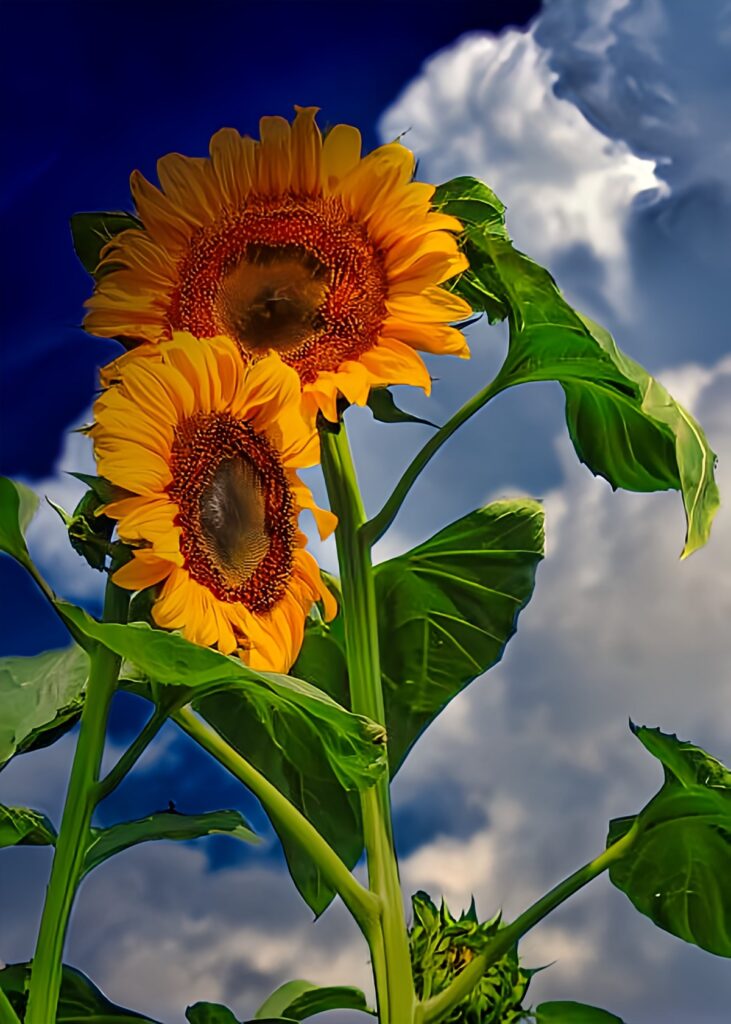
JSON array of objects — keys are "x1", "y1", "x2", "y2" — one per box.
[{"x1": 1, "y1": 1, "x2": 731, "y2": 1021}]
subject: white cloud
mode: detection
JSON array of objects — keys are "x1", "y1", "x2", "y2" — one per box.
[{"x1": 379, "y1": 26, "x2": 662, "y2": 303}]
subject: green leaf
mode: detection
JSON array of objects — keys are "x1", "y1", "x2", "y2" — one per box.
[
  {"x1": 185, "y1": 1002, "x2": 240, "y2": 1024},
  {"x1": 0, "y1": 477, "x2": 39, "y2": 566},
  {"x1": 68, "y1": 472, "x2": 125, "y2": 505},
  {"x1": 0, "y1": 805, "x2": 56, "y2": 847},
  {"x1": 434, "y1": 177, "x2": 720, "y2": 557},
  {"x1": 535, "y1": 1001, "x2": 625, "y2": 1023},
  {"x1": 608, "y1": 726, "x2": 731, "y2": 956},
  {"x1": 60, "y1": 601, "x2": 384, "y2": 917},
  {"x1": 374, "y1": 500, "x2": 544, "y2": 771},
  {"x1": 0, "y1": 645, "x2": 89, "y2": 770},
  {"x1": 254, "y1": 980, "x2": 371, "y2": 1020},
  {"x1": 367, "y1": 387, "x2": 438, "y2": 428},
  {"x1": 70, "y1": 211, "x2": 142, "y2": 277},
  {"x1": 0, "y1": 962, "x2": 160, "y2": 1021},
  {"x1": 82, "y1": 809, "x2": 258, "y2": 876}
]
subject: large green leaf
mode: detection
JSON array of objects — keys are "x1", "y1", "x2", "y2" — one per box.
[
  {"x1": 607, "y1": 725, "x2": 731, "y2": 956},
  {"x1": 374, "y1": 500, "x2": 544, "y2": 771},
  {"x1": 0, "y1": 645, "x2": 89, "y2": 770},
  {"x1": 435, "y1": 177, "x2": 720, "y2": 557},
  {"x1": 60, "y1": 601, "x2": 383, "y2": 917},
  {"x1": 0, "y1": 962, "x2": 160, "y2": 1022},
  {"x1": 535, "y1": 1002, "x2": 625, "y2": 1023},
  {"x1": 0, "y1": 476, "x2": 39, "y2": 567},
  {"x1": 0, "y1": 804, "x2": 56, "y2": 848},
  {"x1": 70, "y1": 211, "x2": 142, "y2": 277},
  {"x1": 82, "y1": 809, "x2": 258, "y2": 876},
  {"x1": 296, "y1": 501, "x2": 544, "y2": 775},
  {"x1": 254, "y1": 980, "x2": 372, "y2": 1019}
]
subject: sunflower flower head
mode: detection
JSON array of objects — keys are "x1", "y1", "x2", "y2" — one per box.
[
  {"x1": 86, "y1": 106, "x2": 472, "y2": 420},
  {"x1": 91, "y1": 332, "x2": 336, "y2": 671}
]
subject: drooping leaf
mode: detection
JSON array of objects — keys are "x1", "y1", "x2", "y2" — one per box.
[
  {"x1": 535, "y1": 1002, "x2": 625, "y2": 1023},
  {"x1": 434, "y1": 176, "x2": 720, "y2": 557},
  {"x1": 68, "y1": 472, "x2": 125, "y2": 505},
  {"x1": 254, "y1": 980, "x2": 372, "y2": 1020},
  {"x1": 60, "y1": 601, "x2": 384, "y2": 917},
  {"x1": 0, "y1": 477, "x2": 39, "y2": 567},
  {"x1": 0, "y1": 645, "x2": 88, "y2": 770},
  {"x1": 367, "y1": 387, "x2": 438, "y2": 428},
  {"x1": 374, "y1": 500, "x2": 544, "y2": 771},
  {"x1": 0, "y1": 962, "x2": 160, "y2": 1021},
  {"x1": 82, "y1": 809, "x2": 258, "y2": 876},
  {"x1": 185, "y1": 1002, "x2": 240, "y2": 1024},
  {"x1": 70, "y1": 211, "x2": 142, "y2": 277},
  {"x1": 0, "y1": 805, "x2": 56, "y2": 848},
  {"x1": 607, "y1": 725, "x2": 731, "y2": 956}
]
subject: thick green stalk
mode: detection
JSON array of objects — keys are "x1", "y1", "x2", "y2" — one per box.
[
  {"x1": 421, "y1": 823, "x2": 640, "y2": 1023},
  {"x1": 172, "y1": 706, "x2": 379, "y2": 940},
  {"x1": 321, "y1": 424, "x2": 415, "y2": 1024},
  {"x1": 25, "y1": 578, "x2": 129, "y2": 1024}
]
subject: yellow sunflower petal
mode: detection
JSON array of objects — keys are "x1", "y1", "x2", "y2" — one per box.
[
  {"x1": 113, "y1": 551, "x2": 172, "y2": 591},
  {"x1": 359, "y1": 337, "x2": 432, "y2": 394},
  {"x1": 209, "y1": 128, "x2": 257, "y2": 208},
  {"x1": 321, "y1": 123, "x2": 362, "y2": 191},
  {"x1": 386, "y1": 285, "x2": 472, "y2": 323},
  {"x1": 258, "y1": 115, "x2": 292, "y2": 194},
  {"x1": 157, "y1": 154, "x2": 221, "y2": 226},
  {"x1": 291, "y1": 106, "x2": 322, "y2": 194},
  {"x1": 129, "y1": 169, "x2": 193, "y2": 250}
]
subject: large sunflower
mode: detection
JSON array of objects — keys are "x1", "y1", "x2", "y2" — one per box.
[
  {"x1": 85, "y1": 106, "x2": 472, "y2": 419},
  {"x1": 91, "y1": 332, "x2": 336, "y2": 672}
]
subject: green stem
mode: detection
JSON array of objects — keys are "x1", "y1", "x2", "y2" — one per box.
[
  {"x1": 321, "y1": 424, "x2": 415, "y2": 1024},
  {"x1": 172, "y1": 706, "x2": 379, "y2": 939},
  {"x1": 25, "y1": 576, "x2": 129, "y2": 1024},
  {"x1": 421, "y1": 823, "x2": 640, "y2": 1024},
  {"x1": 95, "y1": 708, "x2": 168, "y2": 803},
  {"x1": 363, "y1": 376, "x2": 502, "y2": 546},
  {"x1": 0, "y1": 986, "x2": 21, "y2": 1024}
]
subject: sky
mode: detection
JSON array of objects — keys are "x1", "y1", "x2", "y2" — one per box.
[{"x1": 1, "y1": 1, "x2": 730, "y2": 1022}]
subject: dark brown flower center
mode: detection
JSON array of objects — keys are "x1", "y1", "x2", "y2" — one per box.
[
  {"x1": 215, "y1": 244, "x2": 328, "y2": 354},
  {"x1": 168, "y1": 195, "x2": 389, "y2": 383},
  {"x1": 169, "y1": 411, "x2": 295, "y2": 609}
]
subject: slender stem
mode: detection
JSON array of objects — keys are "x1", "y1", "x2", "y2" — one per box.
[
  {"x1": 421, "y1": 823, "x2": 640, "y2": 1024},
  {"x1": 95, "y1": 708, "x2": 168, "y2": 802},
  {"x1": 321, "y1": 424, "x2": 415, "y2": 1024},
  {"x1": 25, "y1": 577, "x2": 129, "y2": 1024},
  {"x1": 0, "y1": 986, "x2": 21, "y2": 1024},
  {"x1": 362, "y1": 376, "x2": 503, "y2": 546},
  {"x1": 172, "y1": 706, "x2": 379, "y2": 939}
]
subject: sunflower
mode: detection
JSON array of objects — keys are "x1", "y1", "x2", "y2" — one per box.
[
  {"x1": 85, "y1": 106, "x2": 472, "y2": 419},
  {"x1": 91, "y1": 332, "x2": 336, "y2": 672}
]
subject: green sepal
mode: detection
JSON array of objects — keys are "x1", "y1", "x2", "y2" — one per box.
[
  {"x1": 70, "y1": 211, "x2": 142, "y2": 277},
  {"x1": 0, "y1": 962, "x2": 160, "y2": 1021},
  {"x1": 367, "y1": 387, "x2": 438, "y2": 428},
  {"x1": 607, "y1": 724, "x2": 731, "y2": 956},
  {"x1": 0, "y1": 805, "x2": 57, "y2": 848},
  {"x1": 434, "y1": 177, "x2": 720, "y2": 557},
  {"x1": 409, "y1": 890, "x2": 531, "y2": 1023},
  {"x1": 81, "y1": 808, "x2": 259, "y2": 877}
]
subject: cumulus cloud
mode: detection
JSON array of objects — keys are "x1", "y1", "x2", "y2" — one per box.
[{"x1": 379, "y1": 25, "x2": 663, "y2": 305}]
